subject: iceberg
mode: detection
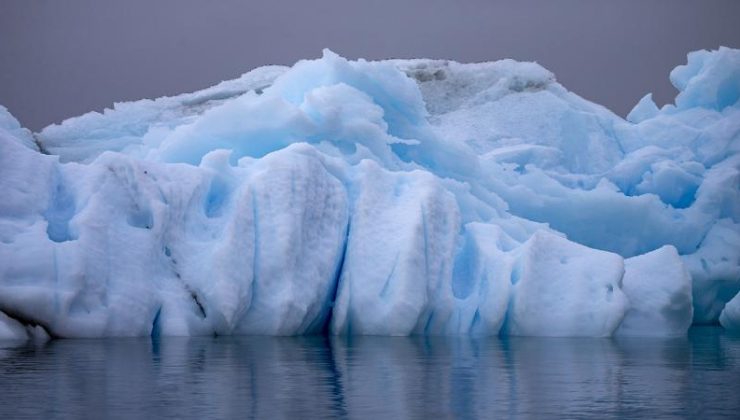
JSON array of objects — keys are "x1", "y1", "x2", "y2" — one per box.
[{"x1": 1, "y1": 47, "x2": 739, "y2": 339}]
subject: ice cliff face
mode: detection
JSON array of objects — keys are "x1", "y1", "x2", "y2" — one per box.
[{"x1": 1, "y1": 47, "x2": 739, "y2": 339}]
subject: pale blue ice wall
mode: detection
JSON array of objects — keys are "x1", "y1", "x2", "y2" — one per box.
[{"x1": 0, "y1": 48, "x2": 738, "y2": 339}]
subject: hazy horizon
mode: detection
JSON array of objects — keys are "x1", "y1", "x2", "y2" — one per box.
[{"x1": 2, "y1": 0, "x2": 739, "y2": 131}]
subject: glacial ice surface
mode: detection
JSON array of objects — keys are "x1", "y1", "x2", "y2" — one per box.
[{"x1": 1, "y1": 47, "x2": 739, "y2": 338}]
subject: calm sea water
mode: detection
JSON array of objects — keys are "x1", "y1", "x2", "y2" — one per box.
[{"x1": 0, "y1": 327, "x2": 738, "y2": 419}]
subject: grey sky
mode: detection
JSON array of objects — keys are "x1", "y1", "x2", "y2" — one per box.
[{"x1": 1, "y1": 0, "x2": 739, "y2": 131}]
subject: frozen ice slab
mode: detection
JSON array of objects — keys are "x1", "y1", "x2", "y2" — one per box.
[
  {"x1": 617, "y1": 246, "x2": 693, "y2": 336},
  {"x1": 504, "y1": 231, "x2": 628, "y2": 337}
]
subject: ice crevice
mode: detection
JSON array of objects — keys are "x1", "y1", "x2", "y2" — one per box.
[{"x1": 1, "y1": 47, "x2": 740, "y2": 338}]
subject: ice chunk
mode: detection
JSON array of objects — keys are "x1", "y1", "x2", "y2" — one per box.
[
  {"x1": 504, "y1": 231, "x2": 628, "y2": 337},
  {"x1": 427, "y1": 70, "x2": 624, "y2": 174},
  {"x1": 331, "y1": 161, "x2": 460, "y2": 335},
  {"x1": 720, "y1": 291, "x2": 740, "y2": 333},
  {"x1": 670, "y1": 46, "x2": 740, "y2": 111},
  {"x1": 37, "y1": 66, "x2": 288, "y2": 163},
  {"x1": 617, "y1": 246, "x2": 693, "y2": 336},
  {"x1": 0, "y1": 312, "x2": 27, "y2": 341},
  {"x1": 0, "y1": 138, "x2": 347, "y2": 337},
  {"x1": 0, "y1": 105, "x2": 37, "y2": 151},
  {"x1": 229, "y1": 149, "x2": 348, "y2": 335},
  {"x1": 447, "y1": 223, "x2": 514, "y2": 335},
  {"x1": 627, "y1": 93, "x2": 660, "y2": 123},
  {"x1": 683, "y1": 219, "x2": 740, "y2": 324}
]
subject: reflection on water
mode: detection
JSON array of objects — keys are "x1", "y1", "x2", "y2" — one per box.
[{"x1": 0, "y1": 328, "x2": 738, "y2": 419}]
